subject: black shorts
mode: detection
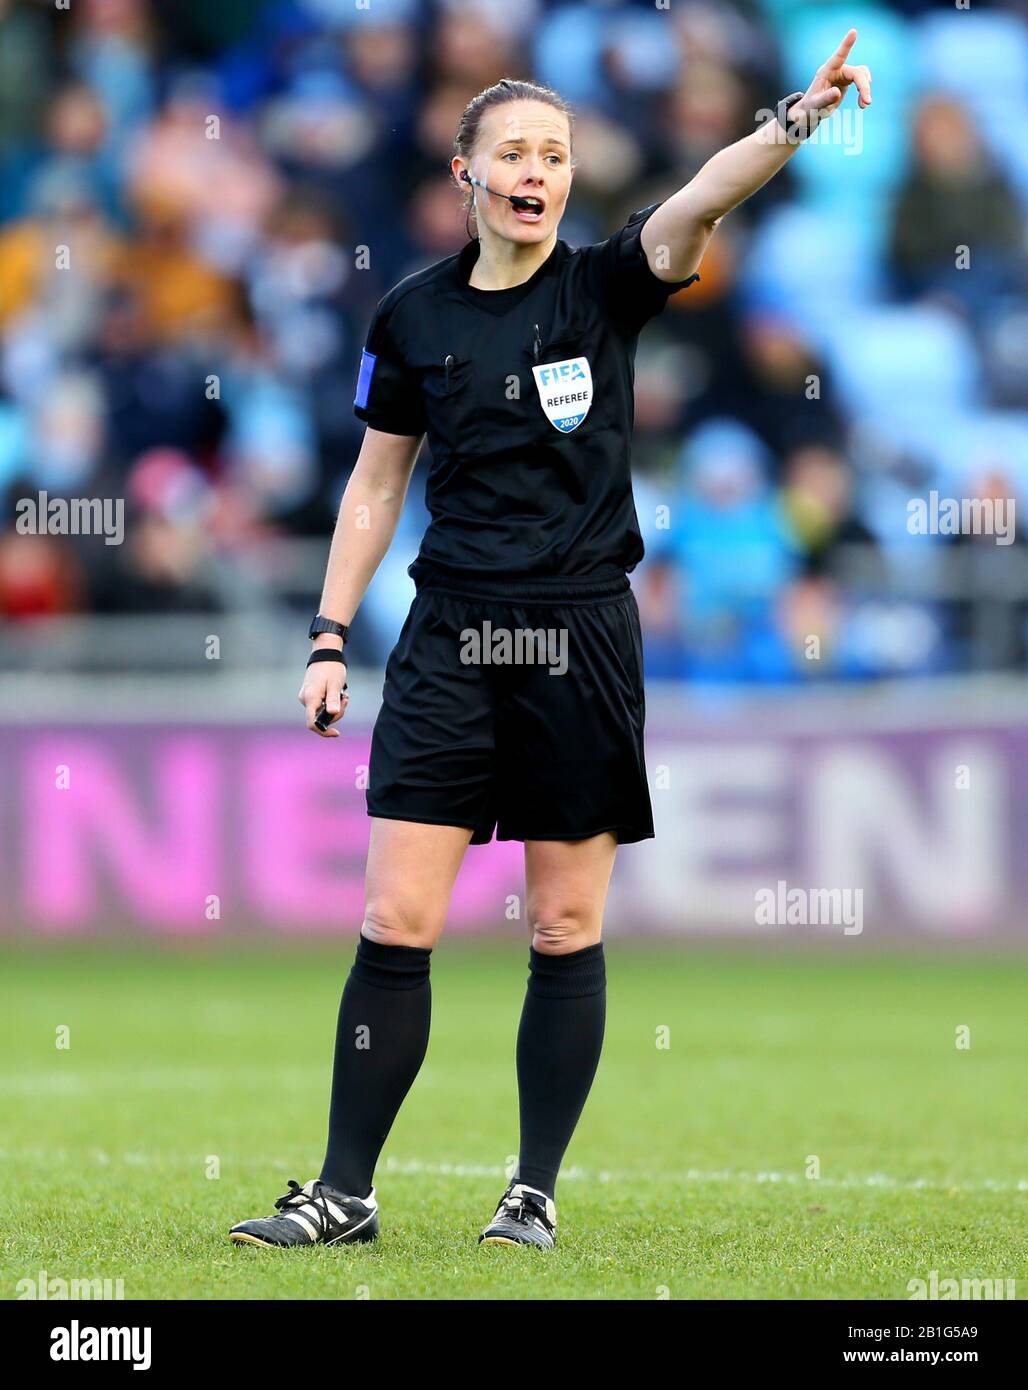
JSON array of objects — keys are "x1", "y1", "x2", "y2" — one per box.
[{"x1": 367, "y1": 567, "x2": 654, "y2": 845}]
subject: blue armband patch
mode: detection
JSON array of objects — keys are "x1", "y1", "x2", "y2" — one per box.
[{"x1": 354, "y1": 349, "x2": 377, "y2": 409}]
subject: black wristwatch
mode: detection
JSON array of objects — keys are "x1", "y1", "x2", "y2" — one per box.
[
  {"x1": 776, "y1": 90, "x2": 821, "y2": 144},
  {"x1": 308, "y1": 614, "x2": 350, "y2": 643}
]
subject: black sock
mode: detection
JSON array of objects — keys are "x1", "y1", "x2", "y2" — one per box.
[
  {"x1": 515, "y1": 941, "x2": 606, "y2": 1201},
  {"x1": 319, "y1": 935, "x2": 432, "y2": 1199}
]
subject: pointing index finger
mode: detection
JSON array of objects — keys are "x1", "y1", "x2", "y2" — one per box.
[{"x1": 826, "y1": 27, "x2": 858, "y2": 70}]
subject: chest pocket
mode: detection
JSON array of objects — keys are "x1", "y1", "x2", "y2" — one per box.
[
  {"x1": 421, "y1": 354, "x2": 481, "y2": 460},
  {"x1": 525, "y1": 325, "x2": 615, "y2": 441}
]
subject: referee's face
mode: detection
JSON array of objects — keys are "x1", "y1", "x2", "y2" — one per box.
[{"x1": 457, "y1": 99, "x2": 573, "y2": 246}]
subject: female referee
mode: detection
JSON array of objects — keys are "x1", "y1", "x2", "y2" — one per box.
[{"x1": 230, "y1": 31, "x2": 871, "y2": 1251}]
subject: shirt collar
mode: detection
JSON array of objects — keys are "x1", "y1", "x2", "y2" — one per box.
[{"x1": 454, "y1": 236, "x2": 564, "y2": 298}]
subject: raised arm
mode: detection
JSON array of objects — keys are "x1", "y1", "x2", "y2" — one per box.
[{"x1": 642, "y1": 27, "x2": 872, "y2": 281}]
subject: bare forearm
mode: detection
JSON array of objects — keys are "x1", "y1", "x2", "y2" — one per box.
[
  {"x1": 686, "y1": 119, "x2": 799, "y2": 225},
  {"x1": 643, "y1": 27, "x2": 872, "y2": 281},
  {"x1": 643, "y1": 122, "x2": 798, "y2": 278},
  {"x1": 316, "y1": 437, "x2": 421, "y2": 639}
]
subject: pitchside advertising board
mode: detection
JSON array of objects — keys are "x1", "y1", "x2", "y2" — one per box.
[{"x1": 0, "y1": 705, "x2": 1025, "y2": 938}]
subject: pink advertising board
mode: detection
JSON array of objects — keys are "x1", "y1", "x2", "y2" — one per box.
[{"x1": 1, "y1": 716, "x2": 1026, "y2": 939}]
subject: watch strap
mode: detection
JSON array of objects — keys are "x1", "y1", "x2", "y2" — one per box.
[
  {"x1": 776, "y1": 90, "x2": 818, "y2": 144},
  {"x1": 309, "y1": 615, "x2": 349, "y2": 642}
]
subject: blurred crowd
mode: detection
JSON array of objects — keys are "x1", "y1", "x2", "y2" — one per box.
[{"x1": 1, "y1": 0, "x2": 1026, "y2": 682}]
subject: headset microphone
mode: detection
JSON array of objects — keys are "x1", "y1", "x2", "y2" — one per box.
[{"x1": 460, "y1": 170, "x2": 538, "y2": 212}]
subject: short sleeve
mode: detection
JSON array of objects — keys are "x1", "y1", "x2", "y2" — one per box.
[
  {"x1": 352, "y1": 298, "x2": 427, "y2": 437},
  {"x1": 590, "y1": 201, "x2": 700, "y2": 337}
]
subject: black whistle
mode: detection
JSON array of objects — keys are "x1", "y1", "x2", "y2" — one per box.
[{"x1": 314, "y1": 684, "x2": 348, "y2": 732}]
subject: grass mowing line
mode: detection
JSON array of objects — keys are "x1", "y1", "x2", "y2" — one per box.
[
  {"x1": 380, "y1": 1157, "x2": 1028, "y2": 1194},
  {"x1": 0, "y1": 1066, "x2": 323, "y2": 1096},
  {"x1": 3, "y1": 1146, "x2": 1025, "y2": 1194}
]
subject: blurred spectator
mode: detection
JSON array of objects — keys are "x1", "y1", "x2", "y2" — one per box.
[
  {"x1": 683, "y1": 309, "x2": 846, "y2": 462},
  {"x1": 125, "y1": 75, "x2": 281, "y2": 271},
  {"x1": 946, "y1": 468, "x2": 1028, "y2": 671},
  {"x1": 0, "y1": 0, "x2": 1024, "y2": 686},
  {"x1": 88, "y1": 448, "x2": 223, "y2": 613},
  {"x1": 652, "y1": 419, "x2": 799, "y2": 681},
  {"x1": 113, "y1": 203, "x2": 238, "y2": 341},
  {"x1": 889, "y1": 95, "x2": 1025, "y2": 315},
  {"x1": 0, "y1": 531, "x2": 83, "y2": 620},
  {"x1": 780, "y1": 442, "x2": 880, "y2": 580}
]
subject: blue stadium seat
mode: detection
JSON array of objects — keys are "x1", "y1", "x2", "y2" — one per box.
[
  {"x1": 912, "y1": 11, "x2": 1028, "y2": 110},
  {"x1": 912, "y1": 12, "x2": 1028, "y2": 204},
  {"x1": 739, "y1": 203, "x2": 883, "y2": 345},
  {"x1": 533, "y1": 6, "x2": 607, "y2": 106},
  {"x1": 932, "y1": 412, "x2": 1028, "y2": 503},
  {"x1": 822, "y1": 305, "x2": 983, "y2": 468},
  {"x1": 767, "y1": 4, "x2": 914, "y2": 202}
]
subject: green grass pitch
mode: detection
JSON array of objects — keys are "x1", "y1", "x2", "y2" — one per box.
[{"x1": 1, "y1": 941, "x2": 1025, "y2": 1300}]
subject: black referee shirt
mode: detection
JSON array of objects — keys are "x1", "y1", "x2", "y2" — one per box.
[{"x1": 353, "y1": 202, "x2": 699, "y2": 581}]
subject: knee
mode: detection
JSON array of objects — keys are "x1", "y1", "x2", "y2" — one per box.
[
  {"x1": 527, "y1": 898, "x2": 601, "y2": 955},
  {"x1": 363, "y1": 895, "x2": 443, "y2": 949}
]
